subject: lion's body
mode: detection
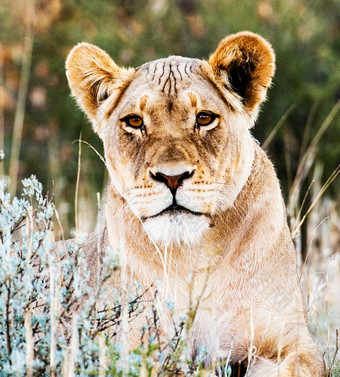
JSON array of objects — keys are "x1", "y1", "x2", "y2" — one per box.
[{"x1": 66, "y1": 32, "x2": 326, "y2": 376}]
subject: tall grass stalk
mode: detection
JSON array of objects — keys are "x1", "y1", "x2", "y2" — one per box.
[
  {"x1": 94, "y1": 191, "x2": 101, "y2": 334},
  {"x1": 76, "y1": 139, "x2": 106, "y2": 166},
  {"x1": 263, "y1": 104, "x2": 295, "y2": 149},
  {"x1": 286, "y1": 102, "x2": 340, "y2": 266},
  {"x1": 98, "y1": 333, "x2": 108, "y2": 377},
  {"x1": 288, "y1": 101, "x2": 340, "y2": 222},
  {"x1": 49, "y1": 258, "x2": 56, "y2": 377},
  {"x1": 329, "y1": 329, "x2": 339, "y2": 376},
  {"x1": 299, "y1": 217, "x2": 329, "y2": 282},
  {"x1": 299, "y1": 102, "x2": 318, "y2": 165},
  {"x1": 8, "y1": 0, "x2": 35, "y2": 195},
  {"x1": 69, "y1": 314, "x2": 78, "y2": 377},
  {"x1": 292, "y1": 164, "x2": 340, "y2": 238},
  {"x1": 24, "y1": 309, "x2": 33, "y2": 377},
  {"x1": 0, "y1": 43, "x2": 5, "y2": 176},
  {"x1": 75, "y1": 134, "x2": 82, "y2": 233}
]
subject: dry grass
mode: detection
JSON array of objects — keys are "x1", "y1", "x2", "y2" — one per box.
[
  {"x1": 298, "y1": 190, "x2": 340, "y2": 375},
  {"x1": 283, "y1": 105, "x2": 340, "y2": 376}
]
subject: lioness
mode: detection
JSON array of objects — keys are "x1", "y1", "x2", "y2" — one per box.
[{"x1": 66, "y1": 32, "x2": 325, "y2": 376}]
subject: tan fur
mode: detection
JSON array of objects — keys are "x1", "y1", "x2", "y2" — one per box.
[{"x1": 66, "y1": 32, "x2": 325, "y2": 376}]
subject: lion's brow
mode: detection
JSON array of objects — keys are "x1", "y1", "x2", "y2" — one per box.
[{"x1": 141, "y1": 58, "x2": 199, "y2": 96}]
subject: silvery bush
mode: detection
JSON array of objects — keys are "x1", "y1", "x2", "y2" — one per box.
[{"x1": 0, "y1": 176, "x2": 224, "y2": 376}]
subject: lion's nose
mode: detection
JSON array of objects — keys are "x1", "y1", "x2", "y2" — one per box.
[{"x1": 150, "y1": 170, "x2": 194, "y2": 196}]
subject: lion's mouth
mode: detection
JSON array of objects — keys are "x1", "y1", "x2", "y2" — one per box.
[{"x1": 141, "y1": 204, "x2": 204, "y2": 221}]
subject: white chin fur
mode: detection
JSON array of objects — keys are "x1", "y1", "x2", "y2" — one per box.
[{"x1": 142, "y1": 212, "x2": 210, "y2": 246}]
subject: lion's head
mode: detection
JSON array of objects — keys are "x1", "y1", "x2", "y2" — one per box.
[{"x1": 66, "y1": 32, "x2": 275, "y2": 246}]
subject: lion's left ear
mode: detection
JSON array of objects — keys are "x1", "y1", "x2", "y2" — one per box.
[{"x1": 209, "y1": 31, "x2": 275, "y2": 114}]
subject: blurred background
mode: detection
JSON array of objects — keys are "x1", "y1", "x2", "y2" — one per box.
[{"x1": 0, "y1": 0, "x2": 339, "y2": 369}]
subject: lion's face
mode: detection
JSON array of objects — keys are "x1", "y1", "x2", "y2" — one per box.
[
  {"x1": 66, "y1": 32, "x2": 275, "y2": 245},
  {"x1": 101, "y1": 58, "x2": 254, "y2": 245}
]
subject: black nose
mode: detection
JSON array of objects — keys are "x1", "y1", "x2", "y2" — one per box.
[{"x1": 150, "y1": 170, "x2": 194, "y2": 196}]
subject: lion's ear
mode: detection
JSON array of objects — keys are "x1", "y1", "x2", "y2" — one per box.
[
  {"x1": 209, "y1": 31, "x2": 275, "y2": 114},
  {"x1": 66, "y1": 42, "x2": 134, "y2": 127}
]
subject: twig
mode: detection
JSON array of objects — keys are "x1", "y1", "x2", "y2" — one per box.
[{"x1": 6, "y1": 282, "x2": 12, "y2": 357}]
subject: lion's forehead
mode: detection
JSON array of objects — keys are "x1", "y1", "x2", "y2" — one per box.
[{"x1": 138, "y1": 56, "x2": 203, "y2": 95}]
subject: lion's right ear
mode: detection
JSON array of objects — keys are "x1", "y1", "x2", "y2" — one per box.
[{"x1": 66, "y1": 43, "x2": 134, "y2": 128}]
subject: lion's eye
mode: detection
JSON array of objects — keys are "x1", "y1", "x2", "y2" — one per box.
[
  {"x1": 196, "y1": 112, "x2": 216, "y2": 127},
  {"x1": 123, "y1": 115, "x2": 144, "y2": 129}
]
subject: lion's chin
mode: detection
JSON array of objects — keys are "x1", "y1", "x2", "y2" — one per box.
[{"x1": 142, "y1": 212, "x2": 210, "y2": 246}]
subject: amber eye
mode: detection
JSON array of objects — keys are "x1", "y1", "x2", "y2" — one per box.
[
  {"x1": 123, "y1": 115, "x2": 144, "y2": 129},
  {"x1": 196, "y1": 112, "x2": 216, "y2": 127}
]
